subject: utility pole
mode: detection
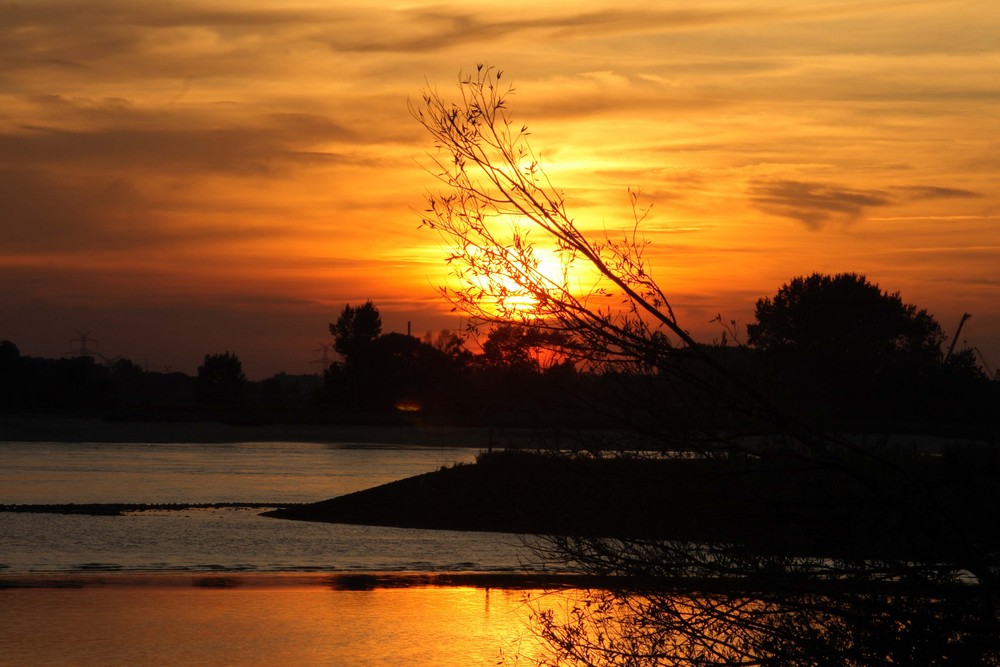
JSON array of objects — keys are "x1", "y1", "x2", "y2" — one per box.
[
  {"x1": 67, "y1": 330, "x2": 100, "y2": 359},
  {"x1": 311, "y1": 343, "x2": 332, "y2": 374}
]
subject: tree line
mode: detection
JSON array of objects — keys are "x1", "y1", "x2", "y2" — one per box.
[
  {"x1": 322, "y1": 273, "x2": 995, "y2": 436},
  {"x1": 2, "y1": 272, "x2": 993, "y2": 435}
]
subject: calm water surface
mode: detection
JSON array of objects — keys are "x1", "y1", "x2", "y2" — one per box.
[
  {"x1": 0, "y1": 440, "x2": 533, "y2": 574},
  {"x1": 0, "y1": 440, "x2": 562, "y2": 665},
  {"x1": 0, "y1": 440, "x2": 482, "y2": 504}
]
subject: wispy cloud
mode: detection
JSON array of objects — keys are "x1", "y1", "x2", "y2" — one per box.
[
  {"x1": 749, "y1": 180, "x2": 892, "y2": 228},
  {"x1": 320, "y1": 7, "x2": 773, "y2": 54},
  {"x1": 893, "y1": 185, "x2": 984, "y2": 200},
  {"x1": 0, "y1": 122, "x2": 355, "y2": 174},
  {"x1": 749, "y1": 180, "x2": 987, "y2": 228}
]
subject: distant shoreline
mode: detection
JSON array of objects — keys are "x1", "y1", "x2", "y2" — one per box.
[
  {"x1": 0, "y1": 416, "x2": 524, "y2": 447},
  {"x1": 2, "y1": 416, "x2": 991, "y2": 451},
  {"x1": 0, "y1": 571, "x2": 592, "y2": 591}
]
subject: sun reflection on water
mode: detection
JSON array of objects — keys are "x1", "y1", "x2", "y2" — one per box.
[{"x1": 0, "y1": 577, "x2": 552, "y2": 666}]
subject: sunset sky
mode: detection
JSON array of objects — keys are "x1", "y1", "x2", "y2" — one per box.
[{"x1": 2, "y1": 1, "x2": 998, "y2": 378}]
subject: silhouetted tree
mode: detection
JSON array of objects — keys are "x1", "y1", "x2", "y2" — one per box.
[
  {"x1": 481, "y1": 323, "x2": 544, "y2": 370},
  {"x1": 196, "y1": 351, "x2": 246, "y2": 408},
  {"x1": 746, "y1": 273, "x2": 988, "y2": 425},
  {"x1": 368, "y1": 333, "x2": 448, "y2": 409},
  {"x1": 424, "y1": 328, "x2": 472, "y2": 364},
  {"x1": 326, "y1": 327, "x2": 470, "y2": 415},
  {"x1": 748, "y1": 272, "x2": 944, "y2": 373},
  {"x1": 330, "y1": 300, "x2": 382, "y2": 365}
]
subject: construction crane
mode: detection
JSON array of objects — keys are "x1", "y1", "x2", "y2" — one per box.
[
  {"x1": 972, "y1": 347, "x2": 998, "y2": 381},
  {"x1": 944, "y1": 313, "x2": 972, "y2": 362},
  {"x1": 944, "y1": 314, "x2": 998, "y2": 380}
]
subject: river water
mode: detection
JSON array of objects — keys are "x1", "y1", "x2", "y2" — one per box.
[{"x1": 0, "y1": 439, "x2": 559, "y2": 666}]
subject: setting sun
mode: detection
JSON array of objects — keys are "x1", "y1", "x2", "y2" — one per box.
[{"x1": 444, "y1": 239, "x2": 587, "y2": 321}]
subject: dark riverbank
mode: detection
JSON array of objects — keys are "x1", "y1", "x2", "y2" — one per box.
[{"x1": 265, "y1": 449, "x2": 1000, "y2": 560}]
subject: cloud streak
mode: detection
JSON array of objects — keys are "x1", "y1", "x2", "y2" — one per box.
[
  {"x1": 749, "y1": 180, "x2": 987, "y2": 228},
  {"x1": 320, "y1": 7, "x2": 774, "y2": 54},
  {"x1": 0, "y1": 120, "x2": 356, "y2": 173},
  {"x1": 748, "y1": 180, "x2": 891, "y2": 228}
]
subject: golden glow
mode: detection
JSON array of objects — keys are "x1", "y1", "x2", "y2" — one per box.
[
  {"x1": 0, "y1": 579, "x2": 549, "y2": 666},
  {"x1": 1, "y1": 1, "x2": 998, "y2": 375},
  {"x1": 453, "y1": 241, "x2": 584, "y2": 319}
]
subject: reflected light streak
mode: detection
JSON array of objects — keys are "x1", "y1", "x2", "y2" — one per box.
[{"x1": 0, "y1": 579, "x2": 550, "y2": 667}]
